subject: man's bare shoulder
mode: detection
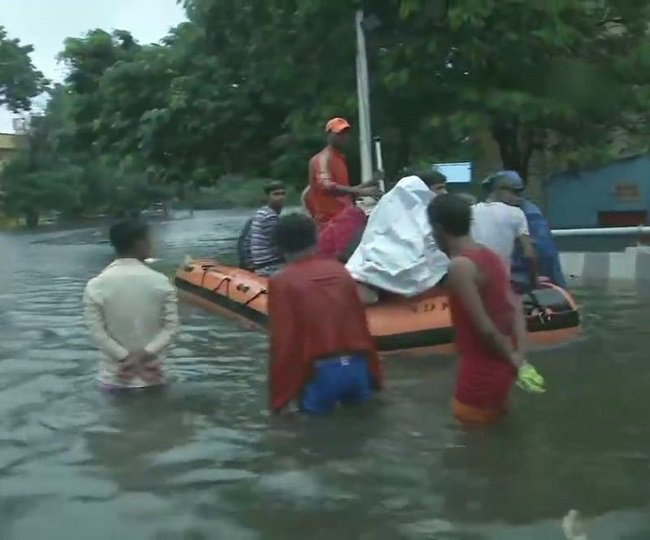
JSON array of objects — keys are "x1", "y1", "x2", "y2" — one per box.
[
  {"x1": 447, "y1": 255, "x2": 479, "y2": 286},
  {"x1": 448, "y1": 255, "x2": 475, "y2": 273},
  {"x1": 309, "y1": 147, "x2": 327, "y2": 165}
]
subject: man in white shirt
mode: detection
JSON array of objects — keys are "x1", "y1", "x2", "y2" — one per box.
[
  {"x1": 471, "y1": 171, "x2": 538, "y2": 357},
  {"x1": 83, "y1": 218, "x2": 179, "y2": 390},
  {"x1": 471, "y1": 171, "x2": 538, "y2": 288}
]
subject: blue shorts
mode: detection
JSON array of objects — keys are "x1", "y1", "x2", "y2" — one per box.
[{"x1": 300, "y1": 353, "x2": 373, "y2": 415}]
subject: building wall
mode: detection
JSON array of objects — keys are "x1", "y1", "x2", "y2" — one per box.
[
  {"x1": 0, "y1": 133, "x2": 24, "y2": 214},
  {"x1": 471, "y1": 124, "x2": 649, "y2": 215},
  {"x1": 0, "y1": 132, "x2": 20, "y2": 150},
  {"x1": 0, "y1": 132, "x2": 22, "y2": 170},
  {"x1": 545, "y1": 154, "x2": 650, "y2": 229}
]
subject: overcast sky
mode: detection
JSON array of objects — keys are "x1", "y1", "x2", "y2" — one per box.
[{"x1": 0, "y1": 0, "x2": 187, "y2": 132}]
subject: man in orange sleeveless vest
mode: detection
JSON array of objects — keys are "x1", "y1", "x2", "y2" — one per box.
[
  {"x1": 307, "y1": 117, "x2": 380, "y2": 228},
  {"x1": 427, "y1": 194, "x2": 524, "y2": 425}
]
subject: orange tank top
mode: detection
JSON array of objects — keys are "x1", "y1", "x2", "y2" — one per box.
[{"x1": 308, "y1": 146, "x2": 353, "y2": 227}]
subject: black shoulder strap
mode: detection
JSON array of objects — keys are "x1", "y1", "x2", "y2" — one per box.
[{"x1": 237, "y1": 218, "x2": 254, "y2": 269}]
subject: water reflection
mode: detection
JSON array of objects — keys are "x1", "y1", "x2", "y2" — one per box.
[{"x1": 0, "y1": 210, "x2": 649, "y2": 539}]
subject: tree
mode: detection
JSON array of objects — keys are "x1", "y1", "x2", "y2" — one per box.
[
  {"x1": 2, "y1": 82, "x2": 173, "y2": 225},
  {"x1": 384, "y1": 0, "x2": 650, "y2": 180},
  {"x1": 0, "y1": 26, "x2": 46, "y2": 112},
  {"x1": 8, "y1": 0, "x2": 650, "y2": 226},
  {"x1": 182, "y1": 0, "x2": 361, "y2": 177},
  {"x1": 57, "y1": 29, "x2": 141, "y2": 151}
]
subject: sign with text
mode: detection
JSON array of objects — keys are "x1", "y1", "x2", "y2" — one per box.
[{"x1": 614, "y1": 183, "x2": 641, "y2": 201}]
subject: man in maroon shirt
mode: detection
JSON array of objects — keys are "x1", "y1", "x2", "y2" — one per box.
[{"x1": 267, "y1": 213, "x2": 383, "y2": 414}]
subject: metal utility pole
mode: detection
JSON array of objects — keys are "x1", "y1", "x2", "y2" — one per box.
[{"x1": 355, "y1": 9, "x2": 373, "y2": 185}]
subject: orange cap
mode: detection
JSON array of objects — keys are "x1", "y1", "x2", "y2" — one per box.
[{"x1": 325, "y1": 117, "x2": 351, "y2": 134}]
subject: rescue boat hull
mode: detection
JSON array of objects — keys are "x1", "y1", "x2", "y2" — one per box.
[{"x1": 175, "y1": 259, "x2": 580, "y2": 354}]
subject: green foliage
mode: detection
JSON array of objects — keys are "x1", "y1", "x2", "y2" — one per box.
[
  {"x1": 0, "y1": 26, "x2": 46, "y2": 112},
  {"x1": 5, "y1": 0, "x2": 650, "y2": 225},
  {"x1": 3, "y1": 154, "x2": 82, "y2": 219},
  {"x1": 376, "y1": 0, "x2": 650, "y2": 179},
  {"x1": 184, "y1": 177, "x2": 300, "y2": 210}
]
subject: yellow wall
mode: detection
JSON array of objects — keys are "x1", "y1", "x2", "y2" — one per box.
[
  {"x1": 0, "y1": 133, "x2": 24, "y2": 224},
  {"x1": 0, "y1": 132, "x2": 22, "y2": 165},
  {"x1": 0, "y1": 132, "x2": 20, "y2": 148}
]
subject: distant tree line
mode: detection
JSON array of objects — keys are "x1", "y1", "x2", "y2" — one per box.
[{"x1": 2, "y1": 0, "x2": 650, "y2": 225}]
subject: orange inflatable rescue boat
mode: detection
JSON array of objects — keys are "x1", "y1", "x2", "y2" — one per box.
[{"x1": 175, "y1": 259, "x2": 580, "y2": 354}]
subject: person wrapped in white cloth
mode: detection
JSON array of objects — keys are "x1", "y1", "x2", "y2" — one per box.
[{"x1": 345, "y1": 171, "x2": 449, "y2": 303}]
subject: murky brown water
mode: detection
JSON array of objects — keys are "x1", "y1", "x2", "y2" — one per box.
[{"x1": 1, "y1": 210, "x2": 650, "y2": 540}]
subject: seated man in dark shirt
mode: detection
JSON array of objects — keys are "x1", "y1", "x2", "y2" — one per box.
[{"x1": 240, "y1": 181, "x2": 286, "y2": 275}]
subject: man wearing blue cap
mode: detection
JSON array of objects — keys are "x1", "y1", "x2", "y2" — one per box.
[
  {"x1": 480, "y1": 171, "x2": 566, "y2": 290},
  {"x1": 472, "y1": 171, "x2": 537, "y2": 285},
  {"x1": 471, "y1": 171, "x2": 537, "y2": 359}
]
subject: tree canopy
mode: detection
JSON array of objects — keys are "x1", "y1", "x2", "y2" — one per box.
[
  {"x1": 0, "y1": 26, "x2": 46, "y2": 113},
  {"x1": 4, "y1": 0, "x2": 650, "y2": 224}
]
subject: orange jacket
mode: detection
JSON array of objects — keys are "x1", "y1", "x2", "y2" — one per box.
[{"x1": 308, "y1": 146, "x2": 353, "y2": 227}]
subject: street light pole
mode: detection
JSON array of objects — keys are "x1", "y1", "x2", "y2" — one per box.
[{"x1": 355, "y1": 9, "x2": 373, "y2": 185}]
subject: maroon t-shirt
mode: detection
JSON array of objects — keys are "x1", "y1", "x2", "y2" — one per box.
[{"x1": 267, "y1": 255, "x2": 383, "y2": 412}]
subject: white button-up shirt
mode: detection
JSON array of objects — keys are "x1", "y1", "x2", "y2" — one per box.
[
  {"x1": 471, "y1": 202, "x2": 530, "y2": 267},
  {"x1": 83, "y1": 258, "x2": 179, "y2": 388}
]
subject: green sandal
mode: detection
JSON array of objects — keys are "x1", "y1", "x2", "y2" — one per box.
[{"x1": 517, "y1": 363, "x2": 546, "y2": 394}]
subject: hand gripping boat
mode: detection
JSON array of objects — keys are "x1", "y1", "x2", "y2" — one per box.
[{"x1": 175, "y1": 259, "x2": 580, "y2": 354}]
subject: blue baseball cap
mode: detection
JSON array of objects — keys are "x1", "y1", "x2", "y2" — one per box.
[{"x1": 481, "y1": 170, "x2": 525, "y2": 191}]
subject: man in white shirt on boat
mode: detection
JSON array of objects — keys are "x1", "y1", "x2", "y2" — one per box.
[
  {"x1": 470, "y1": 171, "x2": 538, "y2": 358},
  {"x1": 471, "y1": 171, "x2": 537, "y2": 287},
  {"x1": 83, "y1": 218, "x2": 179, "y2": 391}
]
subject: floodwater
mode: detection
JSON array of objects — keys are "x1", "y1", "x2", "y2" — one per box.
[{"x1": 1, "y1": 210, "x2": 650, "y2": 540}]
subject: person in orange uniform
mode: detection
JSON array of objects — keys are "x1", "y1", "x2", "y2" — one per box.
[
  {"x1": 267, "y1": 213, "x2": 384, "y2": 414},
  {"x1": 307, "y1": 117, "x2": 380, "y2": 228},
  {"x1": 427, "y1": 194, "x2": 524, "y2": 426}
]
